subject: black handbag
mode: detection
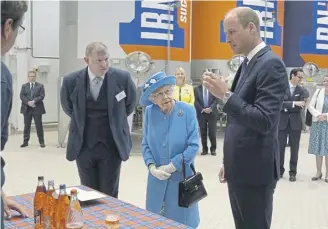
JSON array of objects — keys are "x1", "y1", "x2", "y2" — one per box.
[
  {"x1": 305, "y1": 89, "x2": 321, "y2": 126},
  {"x1": 178, "y1": 154, "x2": 207, "y2": 208}
]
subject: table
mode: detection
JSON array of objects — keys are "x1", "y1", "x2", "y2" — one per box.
[{"x1": 5, "y1": 186, "x2": 192, "y2": 229}]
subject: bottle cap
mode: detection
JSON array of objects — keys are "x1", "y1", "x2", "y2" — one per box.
[
  {"x1": 70, "y1": 189, "x2": 77, "y2": 195},
  {"x1": 48, "y1": 180, "x2": 54, "y2": 186},
  {"x1": 38, "y1": 176, "x2": 44, "y2": 180},
  {"x1": 59, "y1": 184, "x2": 66, "y2": 189}
]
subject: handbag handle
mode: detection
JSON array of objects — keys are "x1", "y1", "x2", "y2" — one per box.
[{"x1": 182, "y1": 153, "x2": 197, "y2": 180}]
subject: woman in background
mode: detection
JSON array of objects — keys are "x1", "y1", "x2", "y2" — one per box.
[
  {"x1": 140, "y1": 72, "x2": 200, "y2": 228},
  {"x1": 308, "y1": 75, "x2": 328, "y2": 183},
  {"x1": 173, "y1": 67, "x2": 195, "y2": 105}
]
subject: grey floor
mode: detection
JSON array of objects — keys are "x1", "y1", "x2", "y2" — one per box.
[{"x1": 2, "y1": 130, "x2": 328, "y2": 229}]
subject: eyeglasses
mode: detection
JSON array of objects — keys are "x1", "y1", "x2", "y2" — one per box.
[
  {"x1": 18, "y1": 25, "x2": 25, "y2": 34},
  {"x1": 152, "y1": 87, "x2": 173, "y2": 99}
]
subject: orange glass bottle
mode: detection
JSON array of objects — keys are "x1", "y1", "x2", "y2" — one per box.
[
  {"x1": 56, "y1": 184, "x2": 70, "y2": 229},
  {"x1": 34, "y1": 176, "x2": 47, "y2": 229},
  {"x1": 44, "y1": 180, "x2": 57, "y2": 229}
]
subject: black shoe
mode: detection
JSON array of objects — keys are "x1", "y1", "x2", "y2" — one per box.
[
  {"x1": 311, "y1": 173, "x2": 322, "y2": 181},
  {"x1": 201, "y1": 151, "x2": 208, "y2": 155},
  {"x1": 211, "y1": 151, "x2": 216, "y2": 156},
  {"x1": 20, "y1": 143, "x2": 28, "y2": 148},
  {"x1": 40, "y1": 143, "x2": 45, "y2": 148},
  {"x1": 280, "y1": 174, "x2": 283, "y2": 178},
  {"x1": 289, "y1": 175, "x2": 296, "y2": 182}
]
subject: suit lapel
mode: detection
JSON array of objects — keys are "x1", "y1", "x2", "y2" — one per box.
[
  {"x1": 106, "y1": 68, "x2": 116, "y2": 121},
  {"x1": 76, "y1": 68, "x2": 87, "y2": 128},
  {"x1": 235, "y1": 46, "x2": 271, "y2": 93},
  {"x1": 199, "y1": 85, "x2": 204, "y2": 107}
]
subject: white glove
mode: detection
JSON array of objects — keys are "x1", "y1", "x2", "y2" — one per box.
[
  {"x1": 149, "y1": 164, "x2": 171, "y2": 180},
  {"x1": 158, "y1": 162, "x2": 177, "y2": 174}
]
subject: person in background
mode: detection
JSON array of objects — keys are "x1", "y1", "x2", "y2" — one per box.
[
  {"x1": 278, "y1": 68, "x2": 309, "y2": 182},
  {"x1": 308, "y1": 75, "x2": 328, "y2": 183},
  {"x1": 203, "y1": 7, "x2": 288, "y2": 229},
  {"x1": 194, "y1": 71, "x2": 218, "y2": 156},
  {"x1": 140, "y1": 72, "x2": 200, "y2": 228},
  {"x1": 60, "y1": 42, "x2": 137, "y2": 198},
  {"x1": 1, "y1": 1, "x2": 29, "y2": 227},
  {"x1": 173, "y1": 67, "x2": 195, "y2": 105},
  {"x1": 20, "y1": 70, "x2": 46, "y2": 148}
]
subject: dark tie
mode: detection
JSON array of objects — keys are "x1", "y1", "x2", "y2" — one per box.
[
  {"x1": 30, "y1": 83, "x2": 34, "y2": 98},
  {"x1": 236, "y1": 57, "x2": 249, "y2": 89}
]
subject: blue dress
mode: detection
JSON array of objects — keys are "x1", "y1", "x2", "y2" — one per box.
[
  {"x1": 309, "y1": 95, "x2": 328, "y2": 156},
  {"x1": 142, "y1": 101, "x2": 200, "y2": 228}
]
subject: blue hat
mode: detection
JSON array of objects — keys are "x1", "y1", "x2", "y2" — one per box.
[{"x1": 139, "y1": 72, "x2": 176, "y2": 106}]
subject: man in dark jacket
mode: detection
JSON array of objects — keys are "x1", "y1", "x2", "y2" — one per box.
[
  {"x1": 1, "y1": 1, "x2": 29, "y2": 227},
  {"x1": 20, "y1": 70, "x2": 46, "y2": 147}
]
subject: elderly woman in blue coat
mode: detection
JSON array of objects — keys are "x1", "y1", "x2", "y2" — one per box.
[{"x1": 140, "y1": 72, "x2": 200, "y2": 228}]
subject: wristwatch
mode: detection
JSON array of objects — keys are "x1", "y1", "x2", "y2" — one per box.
[{"x1": 222, "y1": 91, "x2": 233, "y2": 104}]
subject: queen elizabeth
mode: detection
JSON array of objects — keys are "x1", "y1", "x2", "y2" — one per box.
[{"x1": 140, "y1": 72, "x2": 200, "y2": 228}]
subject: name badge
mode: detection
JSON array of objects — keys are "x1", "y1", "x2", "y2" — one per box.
[{"x1": 116, "y1": 90, "x2": 126, "y2": 102}]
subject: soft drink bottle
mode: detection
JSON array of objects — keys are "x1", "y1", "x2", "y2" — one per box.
[
  {"x1": 56, "y1": 184, "x2": 70, "y2": 229},
  {"x1": 34, "y1": 176, "x2": 47, "y2": 229},
  {"x1": 44, "y1": 180, "x2": 57, "y2": 229},
  {"x1": 66, "y1": 189, "x2": 84, "y2": 229}
]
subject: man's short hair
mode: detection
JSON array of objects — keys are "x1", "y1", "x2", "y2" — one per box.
[
  {"x1": 290, "y1": 68, "x2": 303, "y2": 80},
  {"x1": 228, "y1": 7, "x2": 260, "y2": 32},
  {"x1": 85, "y1": 42, "x2": 108, "y2": 57},
  {"x1": 1, "y1": 1, "x2": 28, "y2": 35},
  {"x1": 28, "y1": 70, "x2": 37, "y2": 76}
]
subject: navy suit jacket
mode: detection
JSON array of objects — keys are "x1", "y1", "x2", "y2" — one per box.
[
  {"x1": 279, "y1": 85, "x2": 309, "y2": 131},
  {"x1": 1, "y1": 62, "x2": 12, "y2": 151},
  {"x1": 223, "y1": 46, "x2": 288, "y2": 185},
  {"x1": 20, "y1": 82, "x2": 46, "y2": 115},
  {"x1": 60, "y1": 67, "x2": 137, "y2": 162}
]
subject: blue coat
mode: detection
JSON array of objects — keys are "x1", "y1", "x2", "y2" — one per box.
[{"x1": 142, "y1": 101, "x2": 200, "y2": 228}]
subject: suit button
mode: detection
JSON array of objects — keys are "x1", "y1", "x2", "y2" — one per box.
[{"x1": 162, "y1": 143, "x2": 166, "y2": 147}]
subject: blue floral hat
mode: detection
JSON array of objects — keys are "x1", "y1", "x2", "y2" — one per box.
[{"x1": 139, "y1": 72, "x2": 176, "y2": 106}]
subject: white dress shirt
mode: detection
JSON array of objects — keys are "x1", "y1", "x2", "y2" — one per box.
[
  {"x1": 246, "y1": 41, "x2": 266, "y2": 65},
  {"x1": 88, "y1": 67, "x2": 104, "y2": 82}
]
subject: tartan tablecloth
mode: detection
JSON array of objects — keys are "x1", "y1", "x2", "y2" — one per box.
[{"x1": 5, "y1": 185, "x2": 192, "y2": 229}]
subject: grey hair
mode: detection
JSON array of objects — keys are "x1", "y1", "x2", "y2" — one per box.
[
  {"x1": 228, "y1": 7, "x2": 260, "y2": 32},
  {"x1": 85, "y1": 42, "x2": 108, "y2": 57},
  {"x1": 1, "y1": 1, "x2": 28, "y2": 35}
]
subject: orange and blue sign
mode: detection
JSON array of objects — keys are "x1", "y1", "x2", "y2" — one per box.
[
  {"x1": 283, "y1": 0, "x2": 328, "y2": 68},
  {"x1": 119, "y1": 0, "x2": 191, "y2": 62},
  {"x1": 191, "y1": 1, "x2": 284, "y2": 60}
]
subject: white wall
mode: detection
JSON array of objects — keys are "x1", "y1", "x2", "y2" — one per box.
[{"x1": 8, "y1": 1, "x2": 60, "y2": 131}]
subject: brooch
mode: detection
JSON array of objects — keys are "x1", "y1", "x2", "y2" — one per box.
[{"x1": 177, "y1": 109, "x2": 183, "y2": 116}]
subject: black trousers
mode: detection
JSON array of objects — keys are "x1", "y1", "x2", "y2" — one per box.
[
  {"x1": 198, "y1": 113, "x2": 217, "y2": 152},
  {"x1": 228, "y1": 181, "x2": 277, "y2": 229},
  {"x1": 278, "y1": 127, "x2": 301, "y2": 176},
  {"x1": 23, "y1": 110, "x2": 44, "y2": 144},
  {"x1": 76, "y1": 143, "x2": 122, "y2": 198}
]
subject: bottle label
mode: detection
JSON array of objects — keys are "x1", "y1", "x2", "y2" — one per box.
[{"x1": 34, "y1": 209, "x2": 41, "y2": 224}]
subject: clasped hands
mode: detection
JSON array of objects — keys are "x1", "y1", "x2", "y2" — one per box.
[
  {"x1": 27, "y1": 100, "x2": 35, "y2": 107},
  {"x1": 149, "y1": 162, "x2": 177, "y2": 180},
  {"x1": 317, "y1": 114, "x2": 328, "y2": 121}
]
